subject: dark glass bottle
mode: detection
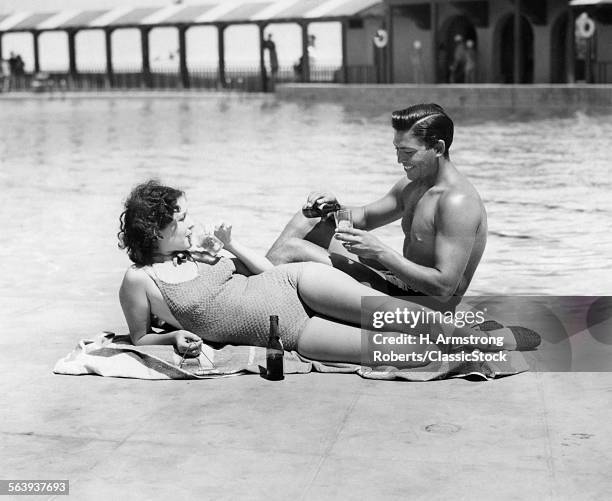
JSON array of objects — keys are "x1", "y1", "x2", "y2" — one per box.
[
  {"x1": 302, "y1": 201, "x2": 341, "y2": 218},
  {"x1": 266, "y1": 315, "x2": 284, "y2": 380}
]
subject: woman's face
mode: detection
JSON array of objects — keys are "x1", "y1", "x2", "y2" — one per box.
[{"x1": 156, "y1": 195, "x2": 196, "y2": 254}]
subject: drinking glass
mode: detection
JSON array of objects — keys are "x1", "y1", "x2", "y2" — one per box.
[
  {"x1": 200, "y1": 234, "x2": 224, "y2": 255},
  {"x1": 191, "y1": 224, "x2": 224, "y2": 256},
  {"x1": 334, "y1": 209, "x2": 353, "y2": 232}
]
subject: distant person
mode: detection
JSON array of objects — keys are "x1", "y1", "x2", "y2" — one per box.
[
  {"x1": 8, "y1": 52, "x2": 18, "y2": 74},
  {"x1": 263, "y1": 33, "x2": 279, "y2": 90},
  {"x1": 307, "y1": 34, "x2": 317, "y2": 77},
  {"x1": 14, "y1": 54, "x2": 25, "y2": 76},
  {"x1": 449, "y1": 35, "x2": 466, "y2": 83},
  {"x1": 293, "y1": 56, "x2": 303, "y2": 81},
  {"x1": 263, "y1": 33, "x2": 279, "y2": 78},
  {"x1": 307, "y1": 34, "x2": 317, "y2": 64},
  {"x1": 294, "y1": 34, "x2": 317, "y2": 81},
  {"x1": 267, "y1": 104, "x2": 488, "y2": 312},
  {"x1": 411, "y1": 40, "x2": 425, "y2": 84},
  {"x1": 465, "y1": 40, "x2": 477, "y2": 83},
  {"x1": 7, "y1": 52, "x2": 20, "y2": 89}
]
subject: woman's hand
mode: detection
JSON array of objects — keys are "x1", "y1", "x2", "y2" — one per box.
[
  {"x1": 174, "y1": 330, "x2": 203, "y2": 357},
  {"x1": 334, "y1": 227, "x2": 390, "y2": 260},
  {"x1": 214, "y1": 221, "x2": 233, "y2": 249}
]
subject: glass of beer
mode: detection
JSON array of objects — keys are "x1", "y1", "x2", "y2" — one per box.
[
  {"x1": 200, "y1": 234, "x2": 224, "y2": 255},
  {"x1": 334, "y1": 209, "x2": 353, "y2": 232},
  {"x1": 191, "y1": 224, "x2": 224, "y2": 256}
]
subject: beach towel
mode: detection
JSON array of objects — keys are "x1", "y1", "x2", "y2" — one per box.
[{"x1": 53, "y1": 332, "x2": 529, "y2": 381}]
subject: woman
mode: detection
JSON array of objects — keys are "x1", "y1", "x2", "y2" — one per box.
[{"x1": 118, "y1": 180, "x2": 538, "y2": 363}]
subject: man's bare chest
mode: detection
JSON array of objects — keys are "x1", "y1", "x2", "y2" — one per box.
[{"x1": 401, "y1": 188, "x2": 438, "y2": 255}]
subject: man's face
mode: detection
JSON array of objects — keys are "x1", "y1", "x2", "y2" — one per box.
[{"x1": 393, "y1": 129, "x2": 438, "y2": 181}]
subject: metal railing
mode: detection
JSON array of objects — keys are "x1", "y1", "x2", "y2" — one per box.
[
  {"x1": 0, "y1": 63, "x2": 382, "y2": 93},
  {"x1": 4, "y1": 63, "x2": 610, "y2": 91}
]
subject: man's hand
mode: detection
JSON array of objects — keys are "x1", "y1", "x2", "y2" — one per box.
[
  {"x1": 334, "y1": 227, "x2": 390, "y2": 259},
  {"x1": 174, "y1": 331, "x2": 203, "y2": 357},
  {"x1": 303, "y1": 191, "x2": 339, "y2": 211}
]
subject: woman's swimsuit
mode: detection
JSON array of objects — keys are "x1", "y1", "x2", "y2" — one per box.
[{"x1": 148, "y1": 258, "x2": 310, "y2": 350}]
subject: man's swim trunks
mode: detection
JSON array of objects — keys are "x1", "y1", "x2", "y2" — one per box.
[{"x1": 355, "y1": 256, "x2": 460, "y2": 313}]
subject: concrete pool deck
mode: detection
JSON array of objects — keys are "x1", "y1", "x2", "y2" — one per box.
[
  {"x1": 278, "y1": 84, "x2": 612, "y2": 110},
  {"x1": 2, "y1": 293, "x2": 611, "y2": 500},
  {"x1": 3, "y1": 84, "x2": 612, "y2": 111}
]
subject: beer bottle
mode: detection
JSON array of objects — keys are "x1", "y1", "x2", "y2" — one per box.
[{"x1": 266, "y1": 315, "x2": 284, "y2": 380}]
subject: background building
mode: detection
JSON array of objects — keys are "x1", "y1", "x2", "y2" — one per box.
[
  {"x1": 1, "y1": 0, "x2": 611, "y2": 90},
  {"x1": 384, "y1": 0, "x2": 611, "y2": 84}
]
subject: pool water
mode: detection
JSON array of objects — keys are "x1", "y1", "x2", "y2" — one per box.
[{"x1": 0, "y1": 95, "x2": 610, "y2": 304}]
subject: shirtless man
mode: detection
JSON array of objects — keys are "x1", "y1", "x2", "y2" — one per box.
[{"x1": 266, "y1": 103, "x2": 487, "y2": 312}]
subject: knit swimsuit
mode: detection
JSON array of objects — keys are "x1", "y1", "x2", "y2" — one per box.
[{"x1": 148, "y1": 258, "x2": 310, "y2": 350}]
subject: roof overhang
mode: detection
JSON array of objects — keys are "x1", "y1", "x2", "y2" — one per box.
[{"x1": 0, "y1": 0, "x2": 383, "y2": 33}]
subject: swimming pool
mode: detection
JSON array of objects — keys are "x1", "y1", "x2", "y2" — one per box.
[{"x1": 1, "y1": 95, "x2": 610, "y2": 302}]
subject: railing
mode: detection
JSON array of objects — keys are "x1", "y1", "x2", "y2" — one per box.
[
  {"x1": 5, "y1": 62, "x2": 610, "y2": 91},
  {"x1": 0, "y1": 63, "x2": 381, "y2": 93},
  {"x1": 274, "y1": 64, "x2": 380, "y2": 84}
]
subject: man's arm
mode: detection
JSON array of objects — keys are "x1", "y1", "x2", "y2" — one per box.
[
  {"x1": 375, "y1": 192, "x2": 482, "y2": 297},
  {"x1": 349, "y1": 178, "x2": 408, "y2": 231}
]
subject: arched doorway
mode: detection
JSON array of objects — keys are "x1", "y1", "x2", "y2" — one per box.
[
  {"x1": 551, "y1": 12, "x2": 569, "y2": 83},
  {"x1": 498, "y1": 14, "x2": 534, "y2": 83},
  {"x1": 438, "y1": 15, "x2": 477, "y2": 83}
]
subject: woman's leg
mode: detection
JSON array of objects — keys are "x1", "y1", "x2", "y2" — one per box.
[
  {"x1": 296, "y1": 262, "x2": 520, "y2": 351},
  {"x1": 297, "y1": 262, "x2": 420, "y2": 330},
  {"x1": 297, "y1": 316, "x2": 434, "y2": 367}
]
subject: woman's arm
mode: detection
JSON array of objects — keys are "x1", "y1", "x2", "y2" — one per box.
[
  {"x1": 225, "y1": 240, "x2": 274, "y2": 274},
  {"x1": 119, "y1": 267, "x2": 202, "y2": 355},
  {"x1": 215, "y1": 222, "x2": 274, "y2": 275}
]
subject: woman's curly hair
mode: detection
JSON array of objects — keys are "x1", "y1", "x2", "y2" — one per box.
[{"x1": 118, "y1": 180, "x2": 184, "y2": 266}]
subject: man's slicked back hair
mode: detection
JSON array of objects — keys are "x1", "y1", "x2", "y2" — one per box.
[{"x1": 391, "y1": 103, "x2": 454, "y2": 158}]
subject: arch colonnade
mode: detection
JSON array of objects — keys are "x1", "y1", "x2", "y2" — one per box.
[{"x1": 386, "y1": 0, "x2": 611, "y2": 84}]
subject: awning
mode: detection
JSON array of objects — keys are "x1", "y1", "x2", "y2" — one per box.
[
  {"x1": 0, "y1": 0, "x2": 382, "y2": 32},
  {"x1": 0, "y1": 12, "x2": 57, "y2": 32},
  {"x1": 218, "y1": 2, "x2": 276, "y2": 22}
]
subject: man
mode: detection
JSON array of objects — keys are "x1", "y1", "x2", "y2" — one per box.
[
  {"x1": 263, "y1": 33, "x2": 279, "y2": 78},
  {"x1": 411, "y1": 40, "x2": 424, "y2": 84},
  {"x1": 449, "y1": 35, "x2": 466, "y2": 83},
  {"x1": 266, "y1": 103, "x2": 487, "y2": 312},
  {"x1": 465, "y1": 39, "x2": 477, "y2": 83}
]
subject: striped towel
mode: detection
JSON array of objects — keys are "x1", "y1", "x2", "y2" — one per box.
[{"x1": 53, "y1": 332, "x2": 528, "y2": 381}]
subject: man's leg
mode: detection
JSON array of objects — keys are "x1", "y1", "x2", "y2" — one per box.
[
  {"x1": 267, "y1": 209, "x2": 406, "y2": 293},
  {"x1": 266, "y1": 210, "x2": 336, "y2": 265},
  {"x1": 266, "y1": 209, "x2": 456, "y2": 309}
]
